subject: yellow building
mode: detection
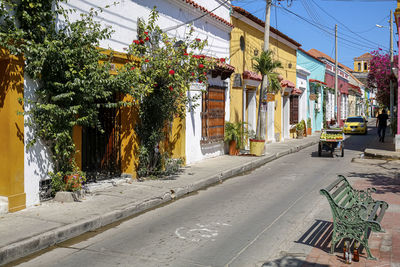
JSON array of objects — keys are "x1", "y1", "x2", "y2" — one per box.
[
  {"x1": 353, "y1": 52, "x2": 372, "y2": 73},
  {"x1": 230, "y1": 6, "x2": 300, "y2": 143}
]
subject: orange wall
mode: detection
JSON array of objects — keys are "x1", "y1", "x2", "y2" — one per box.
[{"x1": 0, "y1": 51, "x2": 26, "y2": 212}]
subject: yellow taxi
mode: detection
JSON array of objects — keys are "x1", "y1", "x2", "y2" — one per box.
[{"x1": 343, "y1": 116, "x2": 367, "y2": 134}]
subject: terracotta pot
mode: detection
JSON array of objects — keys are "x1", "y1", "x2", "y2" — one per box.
[
  {"x1": 307, "y1": 128, "x2": 312, "y2": 135},
  {"x1": 229, "y1": 140, "x2": 239, "y2": 155}
]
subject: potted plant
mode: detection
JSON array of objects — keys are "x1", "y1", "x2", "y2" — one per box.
[
  {"x1": 306, "y1": 117, "x2": 312, "y2": 136},
  {"x1": 296, "y1": 121, "x2": 304, "y2": 139},
  {"x1": 251, "y1": 50, "x2": 283, "y2": 156},
  {"x1": 224, "y1": 121, "x2": 247, "y2": 155}
]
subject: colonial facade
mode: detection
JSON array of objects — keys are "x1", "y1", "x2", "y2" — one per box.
[
  {"x1": 230, "y1": 6, "x2": 300, "y2": 144},
  {"x1": 297, "y1": 49, "x2": 326, "y2": 132},
  {"x1": 1, "y1": 0, "x2": 234, "y2": 213}
]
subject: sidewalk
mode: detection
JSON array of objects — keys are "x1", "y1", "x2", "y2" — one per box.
[
  {"x1": 0, "y1": 134, "x2": 320, "y2": 265},
  {"x1": 294, "y1": 123, "x2": 400, "y2": 267}
]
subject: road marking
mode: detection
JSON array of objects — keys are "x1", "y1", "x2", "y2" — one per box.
[{"x1": 175, "y1": 222, "x2": 231, "y2": 242}]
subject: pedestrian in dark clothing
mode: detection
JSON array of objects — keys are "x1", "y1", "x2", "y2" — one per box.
[{"x1": 376, "y1": 109, "x2": 388, "y2": 142}]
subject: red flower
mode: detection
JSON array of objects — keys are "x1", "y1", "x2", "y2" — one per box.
[
  {"x1": 203, "y1": 72, "x2": 207, "y2": 75},
  {"x1": 144, "y1": 31, "x2": 149, "y2": 35},
  {"x1": 140, "y1": 39, "x2": 144, "y2": 44},
  {"x1": 133, "y1": 40, "x2": 139, "y2": 44},
  {"x1": 145, "y1": 59, "x2": 149, "y2": 62},
  {"x1": 200, "y1": 55, "x2": 205, "y2": 59},
  {"x1": 191, "y1": 72, "x2": 195, "y2": 76},
  {"x1": 199, "y1": 64, "x2": 204, "y2": 68},
  {"x1": 130, "y1": 66, "x2": 135, "y2": 70},
  {"x1": 184, "y1": 53, "x2": 189, "y2": 56},
  {"x1": 195, "y1": 38, "x2": 201, "y2": 42},
  {"x1": 199, "y1": 80, "x2": 203, "y2": 83},
  {"x1": 145, "y1": 36, "x2": 150, "y2": 41},
  {"x1": 169, "y1": 69, "x2": 175, "y2": 75},
  {"x1": 154, "y1": 83, "x2": 158, "y2": 87},
  {"x1": 220, "y1": 58, "x2": 225, "y2": 63},
  {"x1": 169, "y1": 86, "x2": 173, "y2": 91}
]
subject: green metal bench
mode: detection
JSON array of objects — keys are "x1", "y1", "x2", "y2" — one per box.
[{"x1": 320, "y1": 175, "x2": 388, "y2": 260}]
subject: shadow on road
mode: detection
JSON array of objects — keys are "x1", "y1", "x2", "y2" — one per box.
[
  {"x1": 295, "y1": 219, "x2": 333, "y2": 253},
  {"x1": 261, "y1": 255, "x2": 329, "y2": 267}
]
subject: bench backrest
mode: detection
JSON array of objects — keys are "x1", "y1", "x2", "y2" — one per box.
[{"x1": 320, "y1": 175, "x2": 356, "y2": 222}]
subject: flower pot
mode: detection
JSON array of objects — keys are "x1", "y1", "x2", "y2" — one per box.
[
  {"x1": 229, "y1": 140, "x2": 239, "y2": 155},
  {"x1": 250, "y1": 139, "x2": 265, "y2": 156},
  {"x1": 307, "y1": 128, "x2": 312, "y2": 136}
]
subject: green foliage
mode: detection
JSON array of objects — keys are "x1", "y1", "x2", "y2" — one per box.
[
  {"x1": 252, "y1": 50, "x2": 283, "y2": 94},
  {"x1": 307, "y1": 117, "x2": 311, "y2": 129},
  {"x1": 50, "y1": 164, "x2": 86, "y2": 193},
  {"x1": 224, "y1": 121, "x2": 248, "y2": 149},
  {"x1": 1, "y1": 1, "x2": 135, "y2": 191},
  {"x1": 127, "y1": 9, "x2": 216, "y2": 177}
]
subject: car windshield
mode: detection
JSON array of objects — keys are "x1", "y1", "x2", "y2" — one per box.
[{"x1": 346, "y1": 117, "x2": 364, "y2": 123}]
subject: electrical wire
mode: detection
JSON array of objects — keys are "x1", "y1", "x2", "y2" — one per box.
[
  {"x1": 309, "y1": 0, "x2": 389, "y2": 50},
  {"x1": 275, "y1": 4, "x2": 389, "y2": 52}
]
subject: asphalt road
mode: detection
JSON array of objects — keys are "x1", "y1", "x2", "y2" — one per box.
[{"x1": 11, "y1": 129, "x2": 375, "y2": 267}]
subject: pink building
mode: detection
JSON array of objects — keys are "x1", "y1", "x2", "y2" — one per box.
[{"x1": 395, "y1": 2, "x2": 400, "y2": 151}]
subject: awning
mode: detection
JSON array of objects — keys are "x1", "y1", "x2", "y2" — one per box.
[
  {"x1": 281, "y1": 79, "x2": 295, "y2": 88},
  {"x1": 309, "y1": 79, "x2": 327, "y2": 85},
  {"x1": 243, "y1": 70, "x2": 262, "y2": 81},
  {"x1": 291, "y1": 87, "x2": 303, "y2": 95}
]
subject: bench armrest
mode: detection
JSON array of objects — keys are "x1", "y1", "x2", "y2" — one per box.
[{"x1": 337, "y1": 203, "x2": 383, "y2": 232}]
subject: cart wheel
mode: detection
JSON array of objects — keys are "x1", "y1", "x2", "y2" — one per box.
[
  {"x1": 341, "y1": 148, "x2": 344, "y2": 157},
  {"x1": 318, "y1": 144, "x2": 322, "y2": 157}
]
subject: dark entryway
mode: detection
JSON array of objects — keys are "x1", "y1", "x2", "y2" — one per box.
[{"x1": 82, "y1": 106, "x2": 121, "y2": 182}]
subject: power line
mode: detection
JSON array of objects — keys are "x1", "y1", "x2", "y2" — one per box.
[
  {"x1": 309, "y1": 0, "x2": 389, "y2": 50},
  {"x1": 275, "y1": 4, "x2": 389, "y2": 52}
]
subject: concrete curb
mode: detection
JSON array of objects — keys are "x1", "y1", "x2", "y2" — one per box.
[
  {"x1": 0, "y1": 138, "x2": 319, "y2": 265},
  {"x1": 364, "y1": 148, "x2": 400, "y2": 160}
]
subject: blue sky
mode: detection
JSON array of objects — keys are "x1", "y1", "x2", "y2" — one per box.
[{"x1": 231, "y1": 0, "x2": 396, "y2": 68}]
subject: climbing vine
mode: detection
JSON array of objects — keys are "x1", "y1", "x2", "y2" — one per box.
[
  {"x1": 0, "y1": 1, "x2": 137, "y2": 190},
  {"x1": 125, "y1": 9, "x2": 216, "y2": 177}
]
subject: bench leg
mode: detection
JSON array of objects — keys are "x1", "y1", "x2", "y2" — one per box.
[{"x1": 362, "y1": 229, "x2": 377, "y2": 260}]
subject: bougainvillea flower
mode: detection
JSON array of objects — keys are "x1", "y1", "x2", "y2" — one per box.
[
  {"x1": 140, "y1": 39, "x2": 144, "y2": 44},
  {"x1": 199, "y1": 80, "x2": 203, "y2": 83},
  {"x1": 203, "y1": 72, "x2": 207, "y2": 75},
  {"x1": 191, "y1": 72, "x2": 195, "y2": 76},
  {"x1": 199, "y1": 64, "x2": 204, "y2": 68},
  {"x1": 169, "y1": 69, "x2": 175, "y2": 75},
  {"x1": 220, "y1": 58, "x2": 225, "y2": 63},
  {"x1": 184, "y1": 53, "x2": 189, "y2": 56},
  {"x1": 131, "y1": 66, "x2": 135, "y2": 70},
  {"x1": 195, "y1": 38, "x2": 201, "y2": 42}
]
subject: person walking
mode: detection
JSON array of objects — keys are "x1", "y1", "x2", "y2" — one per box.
[{"x1": 376, "y1": 109, "x2": 389, "y2": 142}]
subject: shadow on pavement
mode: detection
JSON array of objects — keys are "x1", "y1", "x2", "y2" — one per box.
[
  {"x1": 295, "y1": 220, "x2": 333, "y2": 253},
  {"x1": 347, "y1": 171, "x2": 400, "y2": 194},
  {"x1": 261, "y1": 255, "x2": 329, "y2": 267}
]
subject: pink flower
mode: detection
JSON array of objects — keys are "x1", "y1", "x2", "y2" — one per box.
[{"x1": 169, "y1": 69, "x2": 175, "y2": 75}]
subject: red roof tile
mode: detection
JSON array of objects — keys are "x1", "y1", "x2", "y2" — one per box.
[
  {"x1": 354, "y1": 52, "x2": 372, "y2": 61},
  {"x1": 281, "y1": 79, "x2": 295, "y2": 88},
  {"x1": 243, "y1": 70, "x2": 262, "y2": 81},
  {"x1": 298, "y1": 48, "x2": 324, "y2": 64},
  {"x1": 182, "y1": 0, "x2": 233, "y2": 28},
  {"x1": 232, "y1": 6, "x2": 301, "y2": 47},
  {"x1": 309, "y1": 79, "x2": 327, "y2": 85}
]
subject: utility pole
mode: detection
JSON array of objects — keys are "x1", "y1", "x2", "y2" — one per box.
[
  {"x1": 390, "y1": 10, "x2": 394, "y2": 134},
  {"x1": 256, "y1": 0, "x2": 272, "y2": 140},
  {"x1": 335, "y1": 24, "x2": 338, "y2": 126}
]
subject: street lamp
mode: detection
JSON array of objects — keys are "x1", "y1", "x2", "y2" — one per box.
[{"x1": 376, "y1": 14, "x2": 394, "y2": 134}]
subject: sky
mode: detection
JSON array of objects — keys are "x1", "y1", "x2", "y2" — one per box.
[{"x1": 231, "y1": 0, "x2": 396, "y2": 69}]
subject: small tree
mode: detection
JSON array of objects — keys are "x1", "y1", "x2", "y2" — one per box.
[
  {"x1": 252, "y1": 50, "x2": 282, "y2": 139},
  {"x1": 125, "y1": 9, "x2": 216, "y2": 177}
]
